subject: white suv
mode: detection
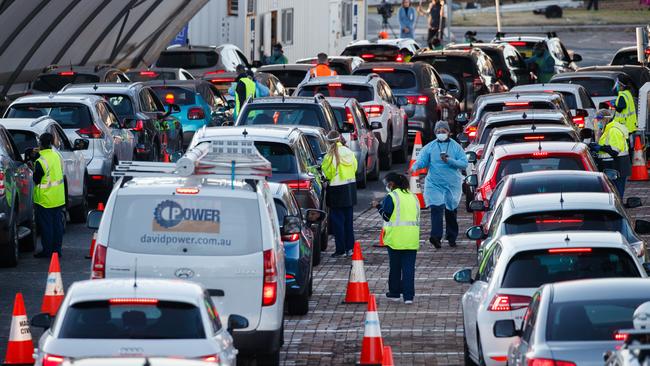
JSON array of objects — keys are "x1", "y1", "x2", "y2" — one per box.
[
  {"x1": 454, "y1": 231, "x2": 647, "y2": 366},
  {"x1": 295, "y1": 75, "x2": 409, "y2": 170},
  {"x1": 87, "y1": 140, "x2": 288, "y2": 365}
]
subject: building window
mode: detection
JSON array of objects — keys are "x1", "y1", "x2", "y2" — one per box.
[
  {"x1": 228, "y1": 0, "x2": 239, "y2": 16},
  {"x1": 247, "y1": 0, "x2": 255, "y2": 15},
  {"x1": 281, "y1": 8, "x2": 294, "y2": 45},
  {"x1": 342, "y1": 1, "x2": 352, "y2": 36}
]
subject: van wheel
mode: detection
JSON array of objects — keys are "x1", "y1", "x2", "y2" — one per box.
[
  {"x1": 256, "y1": 351, "x2": 280, "y2": 366},
  {"x1": 312, "y1": 234, "x2": 322, "y2": 266},
  {"x1": 0, "y1": 218, "x2": 19, "y2": 267},
  {"x1": 19, "y1": 208, "x2": 36, "y2": 252},
  {"x1": 379, "y1": 130, "x2": 393, "y2": 170},
  {"x1": 393, "y1": 126, "x2": 409, "y2": 163},
  {"x1": 367, "y1": 155, "x2": 380, "y2": 181},
  {"x1": 288, "y1": 288, "x2": 310, "y2": 315}
]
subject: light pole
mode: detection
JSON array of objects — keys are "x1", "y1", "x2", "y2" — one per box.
[{"x1": 495, "y1": 0, "x2": 502, "y2": 32}]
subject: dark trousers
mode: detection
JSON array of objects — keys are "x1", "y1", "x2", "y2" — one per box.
[
  {"x1": 36, "y1": 205, "x2": 64, "y2": 255},
  {"x1": 614, "y1": 176, "x2": 627, "y2": 198},
  {"x1": 329, "y1": 206, "x2": 354, "y2": 253},
  {"x1": 387, "y1": 247, "x2": 417, "y2": 301},
  {"x1": 430, "y1": 204, "x2": 458, "y2": 242},
  {"x1": 587, "y1": 0, "x2": 598, "y2": 10}
]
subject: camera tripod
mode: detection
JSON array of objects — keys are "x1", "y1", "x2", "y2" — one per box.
[{"x1": 381, "y1": 16, "x2": 398, "y2": 38}]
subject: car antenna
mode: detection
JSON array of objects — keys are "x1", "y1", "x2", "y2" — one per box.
[
  {"x1": 242, "y1": 128, "x2": 248, "y2": 138},
  {"x1": 92, "y1": 84, "x2": 98, "y2": 91},
  {"x1": 538, "y1": 139, "x2": 542, "y2": 152},
  {"x1": 564, "y1": 234, "x2": 570, "y2": 245},
  {"x1": 559, "y1": 188, "x2": 565, "y2": 209},
  {"x1": 515, "y1": 93, "x2": 520, "y2": 99},
  {"x1": 133, "y1": 258, "x2": 138, "y2": 288},
  {"x1": 143, "y1": 358, "x2": 151, "y2": 366}
]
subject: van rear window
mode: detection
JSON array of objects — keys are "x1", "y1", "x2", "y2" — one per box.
[
  {"x1": 157, "y1": 51, "x2": 219, "y2": 69},
  {"x1": 108, "y1": 195, "x2": 262, "y2": 256}
]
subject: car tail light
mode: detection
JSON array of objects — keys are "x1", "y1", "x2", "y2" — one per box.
[
  {"x1": 532, "y1": 151, "x2": 549, "y2": 158},
  {"x1": 165, "y1": 93, "x2": 175, "y2": 104},
  {"x1": 477, "y1": 149, "x2": 484, "y2": 159},
  {"x1": 372, "y1": 68, "x2": 394, "y2": 72},
  {"x1": 76, "y1": 124, "x2": 103, "y2": 139},
  {"x1": 58, "y1": 71, "x2": 75, "y2": 76},
  {"x1": 361, "y1": 54, "x2": 375, "y2": 59},
  {"x1": 345, "y1": 107, "x2": 358, "y2": 141},
  {"x1": 505, "y1": 101, "x2": 530, "y2": 107},
  {"x1": 488, "y1": 294, "x2": 532, "y2": 311},
  {"x1": 527, "y1": 358, "x2": 576, "y2": 366},
  {"x1": 91, "y1": 244, "x2": 107, "y2": 279},
  {"x1": 473, "y1": 76, "x2": 483, "y2": 90},
  {"x1": 328, "y1": 83, "x2": 342, "y2": 87},
  {"x1": 363, "y1": 105, "x2": 384, "y2": 118},
  {"x1": 176, "y1": 187, "x2": 200, "y2": 194},
  {"x1": 0, "y1": 170, "x2": 5, "y2": 196},
  {"x1": 396, "y1": 54, "x2": 404, "y2": 62},
  {"x1": 201, "y1": 355, "x2": 221, "y2": 363},
  {"x1": 283, "y1": 179, "x2": 312, "y2": 190},
  {"x1": 465, "y1": 125, "x2": 478, "y2": 140},
  {"x1": 131, "y1": 119, "x2": 144, "y2": 132},
  {"x1": 286, "y1": 274, "x2": 295, "y2": 279},
  {"x1": 90, "y1": 175, "x2": 104, "y2": 181},
  {"x1": 188, "y1": 107, "x2": 205, "y2": 120},
  {"x1": 406, "y1": 95, "x2": 429, "y2": 105},
  {"x1": 490, "y1": 356, "x2": 508, "y2": 362},
  {"x1": 109, "y1": 298, "x2": 159, "y2": 305},
  {"x1": 43, "y1": 354, "x2": 65, "y2": 366},
  {"x1": 262, "y1": 249, "x2": 277, "y2": 306},
  {"x1": 572, "y1": 116, "x2": 585, "y2": 128},
  {"x1": 209, "y1": 77, "x2": 235, "y2": 83},
  {"x1": 524, "y1": 135, "x2": 545, "y2": 141},
  {"x1": 282, "y1": 233, "x2": 300, "y2": 242},
  {"x1": 614, "y1": 332, "x2": 628, "y2": 342},
  {"x1": 509, "y1": 41, "x2": 527, "y2": 47},
  {"x1": 139, "y1": 71, "x2": 158, "y2": 77},
  {"x1": 548, "y1": 247, "x2": 591, "y2": 253},
  {"x1": 496, "y1": 69, "x2": 504, "y2": 79},
  {"x1": 645, "y1": 48, "x2": 650, "y2": 56},
  {"x1": 204, "y1": 70, "x2": 226, "y2": 76}
]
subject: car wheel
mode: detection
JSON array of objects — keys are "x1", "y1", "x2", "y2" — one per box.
[
  {"x1": 308, "y1": 275, "x2": 313, "y2": 296},
  {"x1": 367, "y1": 154, "x2": 380, "y2": 181},
  {"x1": 287, "y1": 287, "x2": 310, "y2": 315},
  {"x1": 150, "y1": 142, "x2": 160, "y2": 162},
  {"x1": 477, "y1": 328, "x2": 487, "y2": 366},
  {"x1": 379, "y1": 130, "x2": 393, "y2": 171},
  {"x1": 69, "y1": 175, "x2": 89, "y2": 224},
  {"x1": 19, "y1": 208, "x2": 36, "y2": 252},
  {"x1": 393, "y1": 125, "x2": 409, "y2": 164},
  {"x1": 312, "y1": 232, "x2": 322, "y2": 267},
  {"x1": 256, "y1": 351, "x2": 280, "y2": 366},
  {"x1": 357, "y1": 162, "x2": 367, "y2": 189},
  {"x1": 320, "y1": 219, "x2": 329, "y2": 252},
  {"x1": 0, "y1": 217, "x2": 19, "y2": 267},
  {"x1": 464, "y1": 328, "x2": 477, "y2": 366}
]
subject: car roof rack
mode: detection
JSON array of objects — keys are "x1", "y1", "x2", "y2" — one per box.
[{"x1": 113, "y1": 140, "x2": 272, "y2": 183}]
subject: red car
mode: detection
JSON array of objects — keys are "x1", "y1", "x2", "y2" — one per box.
[{"x1": 465, "y1": 141, "x2": 598, "y2": 229}]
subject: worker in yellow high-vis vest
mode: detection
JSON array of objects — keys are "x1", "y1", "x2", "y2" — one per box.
[
  {"x1": 372, "y1": 172, "x2": 420, "y2": 304},
  {"x1": 612, "y1": 79, "x2": 637, "y2": 138},
  {"x1": 234, "y1": 64, "x2": 256, "y2": 120},
  {"x1": 591, "y1": 114, "x2": 631, "y2": 197},
  {"x1": 32, "y1": 133, "x2": 66, "y2": 258}
]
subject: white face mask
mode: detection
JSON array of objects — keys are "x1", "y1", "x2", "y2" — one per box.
[
  {"x1": 436, "y1": 133, "x2": 449, "y2": 141},
  {"x1": 385, "y1": 185, "x2": 392, "y2": 192}
]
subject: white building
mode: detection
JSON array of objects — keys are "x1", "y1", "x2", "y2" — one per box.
[{"x1": 186, "y1": 0, "x2": 367, "y2": 63}]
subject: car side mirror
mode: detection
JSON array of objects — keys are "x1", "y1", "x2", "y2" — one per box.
[
  {"x1": 575, "y1": 108, "x2": 588, "y2": 118},
  {"x1": 466, "y1": 151, "x2": 477, "y2": 164},
  {"x1": 168, "y1": 103, "x2": 181, "y2": 113},
  {"x1": 304, "y1": 209, "x2": 326, "y2": 224},
  {"x1": 341, "y1": 122, "x2": 355, "y2": 134},
  {"x1": 252, "y1": 60, "x2": 263, "y2": 68},
  {"x1": 73, "y1": 138, "x2": 89, "y2": 151},
  {"x1": 635, "y1": 219, "x2": 650, "y2": 235},
  {"x1": 122, "y1": 118, "x2": 137, "y2": 129},
  {"x1": 466, "y1": 225, "x2": 486, "y2": 240},
  {"x1": 458, "y1": 133, "x2": 469, "y2": 145},
  {"x1": 87, "y1": 209, "x2": 103, "y2": 230},
  {"x1": 464, "y1": 174, "x2": 478, "y2": 187},
  {"x1": 580, "y1": 128, "x2": 594, "y2": 142},
  {"x1": 227, "y1": 314, "x2": 249, "y2": 333},
  {"x1": 493, "y1": 319, "x2": 521, "y2": 338},
  {"x1": 643, "y1": 263, "x2": 650, "y2": 276},
  {"x1": 455, "y1": 113, "x2": 468, "y2": 125},
  {"x1": 625, "y1": 197, "x2": 642, "y2": 209},
  {"x1": 448, "y1": 88, "x2": 462, "y2": 100},
  {"x1": 281, "y1": 215, "x2": 302, "y2": 235},
  {"x1": 227, "y1": 100, "x2": 236, "y2": 110},
  {"x1": 603, "y1": 168, "x2": 620, "y2": 182},
  {"x1": 216, "y1": 106, "x2": 227, "y2": 115},
  {"x1": 396, "y1": 96, "x2": 409, "y2": 107},
  {"x1": 453, "y1": 268, "x2": 474, "y2": 284},
  {"x1": 469, "y1": 200, "x2": 487, "y2": 212},
  {"x1": 572, "y1": 53, "x2": 583, "y2": 63},
  {"x1": 31, "y1": 313, "x2": 52, "y2": 329},
  {"x1": 370, "y1": 121, "x2": 383, "y2": 130}
]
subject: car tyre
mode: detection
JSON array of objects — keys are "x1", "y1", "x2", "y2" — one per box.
[
  {"x1": 256, "y1": 350, "x2": 280, "y2": 366},
  {"x1": 379, "y1": 130, "x2": 393, "y2": 171},
  {"x1": 393, "y1": 125, "x2": 409, "y2": 164},
  {"x1": 319, "y1": 220, "x2": 329, "y2": 252},
  {"x1": 464, "y1": 328, "x2": 477, "y2": 366},
  {"x1": 0, "y1": 217, "x2": 19, "y2": 267},
  {"x1": 287, "y1": 286, "x2": 310, "y2": 315},
  {"x1": 313, "y1": 229, "x2": 322, "y2": 267},
  {"x1": 357, "y1": 162, "x2": 367, "y2": 189},
  {"x1": 477, "y1": 328, "x2": 487, "y2": 366},
  {"x1": 367, "y1": 154, "x2": 380, "y2": 181},
  {"x1": 19, "y1": 208, "x2": 36, "y2": 252},
  {"x1": 69, "y1": 174, "x2": 89, "y2": 224},
  {"x1": 150, "y1": 142, "x2": 160, "y2": 162}
]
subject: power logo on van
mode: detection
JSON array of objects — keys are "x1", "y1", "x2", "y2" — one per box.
[{"x1": 153, "y1": 200, "x2": 221, "y2": 233}]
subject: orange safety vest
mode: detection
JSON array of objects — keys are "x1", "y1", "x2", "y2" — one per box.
[{"x1": 309, "y1": 64, "x2": 337, "y2": 78}]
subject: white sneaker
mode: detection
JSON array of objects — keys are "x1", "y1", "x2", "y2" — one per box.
[
  {"x1": 345, "y1": 249, "x2": 353, "y2": 257},
  {"x1": 404, "y1": 300, "x2": 413, "y2": 305}
]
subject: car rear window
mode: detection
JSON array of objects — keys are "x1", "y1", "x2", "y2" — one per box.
[
  {"x1": 59, "y1": 300, "x2": 205, "y2": 339},
  {"x1": 298, "y1": 84, "x2": 374, "y2": 103},
  {"x1": 32, "y1": 74, "x2": 101, "y2": 93},
  {"x1": 502, "y1": 248, "x2": 639, "y2": 288},
  {"x1": 479, "y1": 119, "x2": 565, "y2": 144},
  {"x1": 274, "y1": 199, "x2": 288, "y2": 223},
  {"x1": 504, "y1": 210, "x2": 624, "y2": 235},
  {"x1": 8, "y1": 130, "x2": 38, "y2": 154},
  {"x1": 108, "y1": 195, "x2": 262, "y2": 256},
  {"x1": 263, "y1": 70, "x2": 307, "y2": 88},
  {"x1": 6, "y1": 104, "x2": 93, "y2": 129},
  {"x1": 206, "y1": 77, "x2": 236, "y2": 96},
  {"x1": 412, "y1": 56, "x2": 477, "y2": 78},
  {"x1": 304, "y1": 135, "x2": 327, "y2": 158},
  {"x1": 151, "y1": 86, "x2": 196, "y2": 106},
  {"x1": 494, "y1": 132, "x2": 576, "y2": 146},
  {"x1": 557, "y1": 92, "x2": 577, "y2": 110},
  {"x1": 611, "y1": 51, "x2": 640, "y2": 66},
  {"x1": 509, "y1": 175, "x2": 606, "y2": 196},
  {"x1": 126, "y1": 71, "x2": 177, "y2": 82},
  {"x1": 354, "y1": 69, "x2": 417, "y2": 90},
  {"x1": 254, "y1": 141, "x2": 298, "y2": 174},
  {"x1": 101, "y1": 94, "x2": 134, "y2": 117},
  {"x1": 341, "y1": 45, "x2": 400, "y2": 62},
  {"x1": 504, "y1": 41, "x2": 542, "y2": 59},
  {"x1": 475, "y1": 101, "x2": 558, "y2": 126},
  {"x1": 239, "y1": 105, "x2": 326, "y2": 129},
  {"x1": 556, "y1": 78, "x2": 615, "y2": 97},
  {"x1": 496, "y1": 156, "x2": 583, "y2": 181},
  {"x1": 157, "y1": 51, "x2": 219, "y2": 69},
  {"x1": 547, "y1": 298, "x2": 645, "y2": 341}
]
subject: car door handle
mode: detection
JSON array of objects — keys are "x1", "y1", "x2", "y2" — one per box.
[{"x1": 208, "y1": 289, "x2": 225, "y2": 297}]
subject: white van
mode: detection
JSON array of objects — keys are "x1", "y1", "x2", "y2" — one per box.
[{"x1": 88, "y1": 141, "x2": 294, "y2": 365}]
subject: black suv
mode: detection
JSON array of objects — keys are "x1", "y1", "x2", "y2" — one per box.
[
  {"x1": 28, "y1": 65, "x2": 129, "y2": 94},
  {"x1": 412, "y1": 49, "x2": 509, "y2": 112},
  {"x1": 353, "y1": 61, "x2": 461, "y2": 141},
  {"x1": 59, "y1": 83, "x2": 184, "y2": 161}
]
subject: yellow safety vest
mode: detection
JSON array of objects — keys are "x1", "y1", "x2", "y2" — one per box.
[
  {"x1": 598, "y1": 121, "x2": 629, "y2": 159},
  {"x1": 235, "y1": 77, "x2": 256, "y2": 117},
  {"x1": 615, "y1": 90, "x2": 637, "y2": 133},
  {"x1": 322, "y1": 143, "x2": 357, "y2": 186},
  {"x1": 34, "y1": 149, "x2": 65, "y2": 208},
  {"x1": 384, "y1": 189, "x2": 420, "y2": 250}
]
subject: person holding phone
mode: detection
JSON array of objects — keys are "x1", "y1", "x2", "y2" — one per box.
[{"x1": 409, "y1": 121, "x2": 467, "y2": 248}]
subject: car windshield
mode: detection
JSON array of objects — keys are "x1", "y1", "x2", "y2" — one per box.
[
  {"x1": 496, "y1": 156, "x2": 583, "y2": 182},
  {"x1": 32, "y1": 73, "x2": 101, "y2": 92},
  {"x1": 509, "y1": 175, "x2": 606, "y2": 196},
  {"x1": 298, "y1": 84, "x2": 373, "y2": 103},
  {"x1": 126, "y1": 71, "x2": 177, "y2": 82},
  {"x1": 493, "y1": 132, "x2": 575, "y2": 146},
  {"x1": 413, "y1": 56, "x2": 477, "y2": 79},
  {"x1": 58, "y1": 300, "x2": 205, "y2": 339},
  {"x1": 151, "y1": 86, "x2": 196, "y2": 106},
  {"x1": 254, "y1": 141, "x2": 298, "y2": 174},
  {"x1": 480, "y1": 119, "x2": 565, "y2": 144},
  {"x1": 99, "y1": 94, "x2": 134, "y2": 117},
  {"x1": 6, "y1": 104, "x2": 93, "y2": 129},
  {"x1": 502, "y1": 248, "x2": 639, "y2": 288},
  {"x1": 157, "y1": 51, "x2": 218, "y2": 69},
  {"x1": 557, "y1": 78, "x2": 615, "y2": 97},
  {"x1": 239, "y1": 105, "x2": 325, "y2": 129},
  {"x1": 341, "y1": 45, "x2": 400, "y2": 61},
  {"x1": 8, "y1": 130, "x2": 38, "y2": 154},
  {"x1": 263, "y1": 70, "x2": 307, "y2": 88},
  {"x1": 611, "y1": 51, "x2": 641, "y2": 66},
  {"x1": 354, "y1": 69, "x2": 417, "y2": 90},
  {"x1": 547, "y1": 298, "x2": 646, "y2": 341},
  {"x1": 504, "y1": 210, "x2": 624, "y2": 235}
]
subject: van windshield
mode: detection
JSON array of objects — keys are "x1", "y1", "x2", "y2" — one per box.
[{"x1": 108, "y1": 195, "x2": 262, "y2": 256}]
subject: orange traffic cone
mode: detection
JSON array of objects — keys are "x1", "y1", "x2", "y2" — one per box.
[
  {"x1": 373, "y1": 228, "x2": 386, "y2": 248},
  {"x1": 41, "y1": 253, "x2": 64, "y2": 316},
  {"x1": 358, "y1": 295, "x2": 384, "y2": 365},
  {"x1": 3, "y1": 293, "x2": 34, "y2": 365},
  {"x1": 382, "y1": 346, "x2": 395, "y2": 366},
  {"x1": 408, "y1": 132, "x2": 426, "y2": 208},
  {"x1": 86, "y1": 203, "x2": 104, "y2": 259},
  {"x1": 343, "y1": 242, "x2": 370, "y2": 304},
  {"x1": 630, "y1": 135, "x2": 649, "y2": 181},
  {"x1": 408, "y1": 132, "x2": 427, "y2": 174}
]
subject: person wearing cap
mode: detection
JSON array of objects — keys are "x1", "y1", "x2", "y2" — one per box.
[
  {"x1": 593, "y1": 109, "x2": 613, "y2": 143},
  {"x1": 371, "y1": 172, "x2": 420, "y2": 304},
  {"x1": 590, "y1": 111, "x2": 631, "y2": 197},
  {"x1": 321, "y1": 130, "x2": 357, "y2": 257},
  {"x1": 612, "y1": 79, "x2": 637, "y2": 136},
  {"x1": 525, "y1": 42, "x2": 555, "y2": 83},
  {"x1": 308, "y1": 53, "x2": 337, "y2": 79},
  {"x1": 233, "y1": 64, "x2": 256, "y2": 120},
  {"x1": 410, "y1": 121, "x2": 467, "y2": 248},
  {"x1": 267, "y1": 43, "x2": 288, "y2": 65},
  {"x1": 398, "y1": 0, "x2": 416, "y2": 39},
  {"x1": 31, "y1": 133, "x2": 66, "y2": 258}
]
